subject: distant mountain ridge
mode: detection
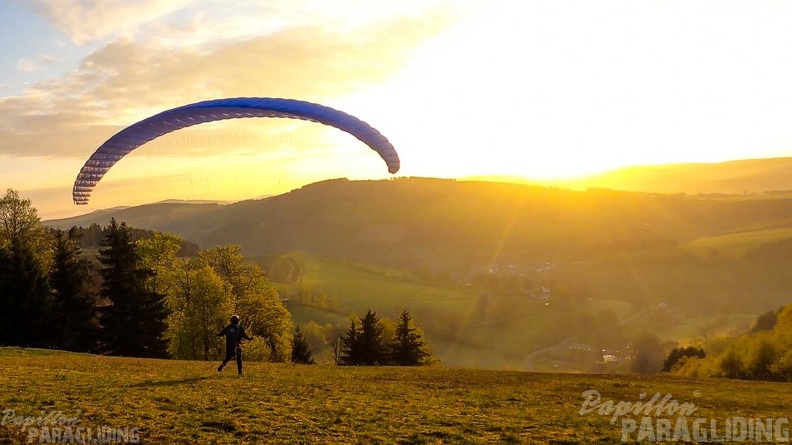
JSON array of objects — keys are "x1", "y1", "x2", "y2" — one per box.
[{"x1": 466, "y1": 157, "x2": 792, "y2": 195}]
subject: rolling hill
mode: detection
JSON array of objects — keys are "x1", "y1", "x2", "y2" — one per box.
[
  {"x1": 45, "y1": 174, "x2": 792, "y2": 271},
  {"x1": 470, "y1": 156, "x2": 792, "y2": 195}
]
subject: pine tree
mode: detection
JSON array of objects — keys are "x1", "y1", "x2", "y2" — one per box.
[
  {"x1": 291, "y1": 326, "x2": 315, "y2": 364},
  {"x1": 0, "y1": 190, "x2": 55, "y2": 348},
  {"x1": 358, "y1": 310, "x2": 387, "y2": 365},
  {"x1": 98, "y1": 219, "x2": 170, "y2": 358},
  {"x1": 339, "y1": 320, "x2": 360, "y2": 366},
  {"x1": 390, "y1": 310, "x2": 431, "y2": 366},
  {"x1": 339, "y1": 311, "x2": 392, "y2": 366},
  {"x1": 750, "y1": 309, "x2": 779, "y2": 333},
  {"x1": 0, "y1": 242, "x2": 53, "y2": 347},
  {"x1": 50, "y1": 228, "x2": 98, "y2": 352}
]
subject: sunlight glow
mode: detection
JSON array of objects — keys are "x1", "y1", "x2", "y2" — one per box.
[{"x1": 8, "y1": 0, "x2": 792, "y2": 218}]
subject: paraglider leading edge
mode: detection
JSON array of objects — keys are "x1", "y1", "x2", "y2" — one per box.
[{"x1": 72, "y1": 97, "x2": 401, "y2": 205}]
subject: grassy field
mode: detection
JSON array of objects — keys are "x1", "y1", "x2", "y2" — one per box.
[
  {"x1": 2, "y1": 348, "x2": 790, "y2": 444},
  {"x1": 258, "y1": 253, "x2": 479, "y2": 316}
]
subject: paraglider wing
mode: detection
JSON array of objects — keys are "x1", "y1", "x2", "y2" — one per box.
[{"x1": 72, "y1": 97, "x2": 400, "y2": 204}]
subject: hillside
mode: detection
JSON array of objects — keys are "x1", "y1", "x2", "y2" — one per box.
[
  {"x1": 2, "y1": 348, "x2": 790, "y2": 444},
  {"x1": 46, "y1": 201, "x2": 224, "y2": 246},
  {"x1": 45, "y1": 175, "x2": 792, "y2": 269}
]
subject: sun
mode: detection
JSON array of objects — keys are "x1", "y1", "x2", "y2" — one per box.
[{"x1": 328, "y1": 2, "x2": 645, "y2": 182}]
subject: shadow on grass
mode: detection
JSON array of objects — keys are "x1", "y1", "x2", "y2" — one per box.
[{"x1": 128, "y1": 376, "x2": 211, "y2": 388}]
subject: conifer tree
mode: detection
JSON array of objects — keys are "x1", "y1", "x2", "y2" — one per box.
[
  {"x1": 354, "y1": 310, "x2": 388, "y2": 366},
  {"x1": 357, "y1": 310, "x2": 387, "y2": 365},
  {"x1": 50, "y1": 228, "x2": 98, "y2": 352},
  {"x1": 390, "y1": 310, "x2": 431, "y2": 366},
  {"x1": 0, "y1": 241, "x2": 53, "y2": 347},
  {"x1": 291, "y1": 326, "x2": 315, "y2": 364},
  {"x1": 339, "y1": 320, "x2": 360, "y2": 365},
  {"x1": 0, "y1": 189, "x2": 54, "y2": 348},
  {"x1": 98, "y1": 219, "x2": 170, "y2": 358}
]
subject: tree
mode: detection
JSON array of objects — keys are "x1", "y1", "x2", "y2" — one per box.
[
  {"x1": 631, "y1": 333, "x2": 665, "y2": 375},
  {"x1": 745, "y1": 337, "x2": 777, "y2": 380},
  {"x1": 0, "y1": 189, "x2": 49, "y2": 255},
  {"x1": 199, "y1": 245, "x2": 293, "y2": 361},
  {"x1": 339, "y1": 320, "x2": 360, "y2": 365},
  {"x1": 291, "y1": 326, "x2": 315, "y2": 364},
  {"x1": 303, "y1": 321, "x2": 330, "y2": 358},
  {"x1": 389, "y1": 310, "x2": 431, "y2": 366},
  {"x1": 750, "y1": 309, "x2": 779, "y2": 334},
  {"x1": 719, "y1": 347, "x2": 745, "y2": 379},
  {"x1": 339, "y1": 311, "x2": 388, "y2": 366},
  {"x1": 358, "y1": 310, "x2": 388, "y2": 365},
  {"x1": 0, "y1": 190, "x2": 55, "y2": 348},
  {"x1": 137, "y1": 232, "x2": 183, "y2": 296},
  {"x1": 135, "y1": 237, "x2": 235, "y2": 361},
  {"x1": 166, "y1": 261, "x2": 231, "y2": 360},
  {"x1": 662, "y1": 346, "x2": 705, "y2": 372},
  {"x1": 326, "y1": 324, "x2": 344, "y2": 366},
  {"x1": 312, "y1": 290, "x2": 329, "y2": 309},
  {"x1": 49, "y1": 228, "x2": 98, "y2": 352},
  {"x1": 98, "y1": 219, "x2": 170, "y2": 358},
  {"x1": 0, "y1": 241, "x2": 54, "y2": 347}
]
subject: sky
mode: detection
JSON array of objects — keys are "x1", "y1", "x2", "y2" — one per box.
[{"x1": 4, "y1": 0, "x2": 792, "y2": 219}]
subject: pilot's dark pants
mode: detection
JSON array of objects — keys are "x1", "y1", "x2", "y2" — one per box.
[{"x1": 220, "y1": 344, "x2": 243, "y2": 374}]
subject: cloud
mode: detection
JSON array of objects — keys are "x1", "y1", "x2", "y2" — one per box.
[
  {"x1": 19, "y1": 0, "x2": 197, "y2": 44},
  {"x1": 0, "y1": 8, "x2": 457, "y2": 160},
  {"x1": 16, "y1": 55, "x2": 59, "y2": 72},
  {"x1": 19, "y1": 0, "x2": 460, "y2": 46}
]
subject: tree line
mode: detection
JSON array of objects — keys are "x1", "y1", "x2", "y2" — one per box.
[
  {"x1": 0, "y1": 189, "x2": 292, "y2": 359},
  {"x1": 0, "y1": 190, "x2": 96, "y2": 351},
  {"x1": 338, "y1": 310, "x2": 432, "y2": 366},
  {"x1": 68, "y1": 223, "x2": 200, "y2": 255},
  {"x1": 667, "y1": 304, "x2": 792, "y2": 381}
]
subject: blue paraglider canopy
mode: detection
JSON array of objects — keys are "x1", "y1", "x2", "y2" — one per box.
[{"x1": 73, "y1": 97, "x2": 400, "y2": 204}]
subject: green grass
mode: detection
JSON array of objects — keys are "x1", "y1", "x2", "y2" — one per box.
[
  {"x1": 267, "y1": 253, "x2": 479, "y2": 315},
  {"x1": 287, "y1": 303, "x2": 350, "y2": 328},
  {"x1": 1, "y1": 348, "x2": 790, "y2": 444}
]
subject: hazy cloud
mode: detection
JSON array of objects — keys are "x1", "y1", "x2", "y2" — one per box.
[
  {"x1": 16, "y1": 55, "x2": 59, "y2": 72},
  {"x1": 20, "y1": 0, "x2": 198, "y2": 44}
]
